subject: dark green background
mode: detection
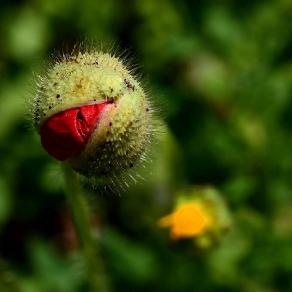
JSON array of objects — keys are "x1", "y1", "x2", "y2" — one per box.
[{"x1": 1, "y1": 0, "x2": 292, "y2": 291}]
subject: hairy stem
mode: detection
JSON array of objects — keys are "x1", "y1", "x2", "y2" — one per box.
[{"x1": 63, "y1": 166, "x2": 109, "y2": 292}]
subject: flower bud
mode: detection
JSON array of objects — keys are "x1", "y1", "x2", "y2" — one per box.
[{"x1": 33, "y1": 51, "x2": 152, "y2": 180}]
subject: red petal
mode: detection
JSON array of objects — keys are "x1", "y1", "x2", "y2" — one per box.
[{"x1": 40, "y1": 103, "x2": 108, "y2": 160}]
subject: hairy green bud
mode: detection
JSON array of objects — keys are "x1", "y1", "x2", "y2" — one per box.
[{"x1": 33, "y1": 51, "x2": 153, "y2": 183}]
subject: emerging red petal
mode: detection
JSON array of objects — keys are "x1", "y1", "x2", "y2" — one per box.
[{"x1": 40, "y1": 102, "x2": 108, "y2": 160}]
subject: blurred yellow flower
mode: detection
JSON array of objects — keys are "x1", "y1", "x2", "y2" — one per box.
[
  {"x1": 158, "y1": 201, "x2": 212, "y2": 239},
  {"x1": 158, "y1": 187, "x2": 232, "y2": 247}
]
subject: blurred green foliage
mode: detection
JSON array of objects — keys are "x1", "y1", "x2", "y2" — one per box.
[{"x1": 1, "y1": 0, "x2": 292, "y2": 291}]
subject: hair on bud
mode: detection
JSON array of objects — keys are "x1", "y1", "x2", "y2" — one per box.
[{"x1": 31, "y1": 46, "x2": 160, "y2": 191}]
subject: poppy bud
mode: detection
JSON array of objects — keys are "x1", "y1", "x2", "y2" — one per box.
[{"x1": 32, "y1": 51, "x2": 152, "y2": 181}]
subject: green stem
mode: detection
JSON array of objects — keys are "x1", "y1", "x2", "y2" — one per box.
[{"x1": 63, "y1": 166, "x2": 109, "y2": 292}]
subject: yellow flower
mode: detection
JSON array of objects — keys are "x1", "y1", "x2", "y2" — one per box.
[{"x1": 158, "y1": 201, "x2": 212, "y2": 240}]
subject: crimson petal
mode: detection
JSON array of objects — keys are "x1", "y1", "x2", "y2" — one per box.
[{"x1": 40, "y1": 102, "x2": 108, "y2": 160}]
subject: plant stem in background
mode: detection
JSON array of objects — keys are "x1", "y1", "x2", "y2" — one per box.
[{"x1": 63, "y1": 166, "x2": 109, "y2": 292}]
